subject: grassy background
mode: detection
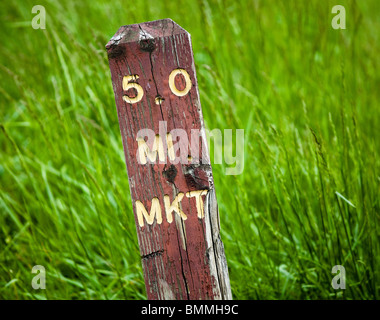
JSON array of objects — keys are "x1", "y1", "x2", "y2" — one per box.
[{"x1": 0, "y1": 0, "x2": 379, "y2": 299}]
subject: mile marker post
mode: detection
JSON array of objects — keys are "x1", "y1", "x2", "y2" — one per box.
[{"x1": 106, "y1": 18, "x2": 232, "y2": 300}]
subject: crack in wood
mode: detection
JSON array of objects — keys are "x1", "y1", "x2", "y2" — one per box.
[{"x1": 142, "y1": 249, "x2": 164, "y2": 260}]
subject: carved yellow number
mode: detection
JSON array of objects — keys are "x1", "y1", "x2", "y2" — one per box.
[
  {"x1": 169, "y1": 69, "x2": 192, "y2": 97},
  {"x1": 123, "y1": 75, "x2": 144, "y2": 104}
]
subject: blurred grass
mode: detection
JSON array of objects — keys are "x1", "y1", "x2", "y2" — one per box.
[{"x1": 0, "y1": 0, "x2": 379, "y2": 299}]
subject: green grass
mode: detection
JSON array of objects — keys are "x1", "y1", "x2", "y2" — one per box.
[{"x1": 0, "y1": 0, "x2": 379, "y2": 299}]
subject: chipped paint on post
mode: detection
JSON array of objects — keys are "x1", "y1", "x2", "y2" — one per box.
[{"x1": 106, "y1": 19, "x2": 232, "y2": 300}]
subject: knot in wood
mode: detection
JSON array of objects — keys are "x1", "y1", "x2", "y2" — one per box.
[
  {"x1": 107, "y1": 44, "x2": 126, "y2": 60},
  {"x1": 139, "y1": 38, "x2": 156, "y2": 52},
  {"x1": 162, "y1": 164, "x2": 177, "y2": 184}
]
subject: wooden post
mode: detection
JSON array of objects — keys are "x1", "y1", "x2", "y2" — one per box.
[{"x1": 106, "y1": 18, "x2": 232, "y2": 300}]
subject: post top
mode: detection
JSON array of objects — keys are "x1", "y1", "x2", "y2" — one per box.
[{"x1": 106, "y1": 18, "x2": 188, "y2": 50}]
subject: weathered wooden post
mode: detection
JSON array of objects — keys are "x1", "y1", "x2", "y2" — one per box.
[{"x1": 106, "y1": 18, "x2": 231, "y2": 300}]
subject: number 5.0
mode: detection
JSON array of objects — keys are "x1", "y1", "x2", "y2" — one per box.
[{"x1": 122, "y1": 68, "x2": 192, "y2": 104}]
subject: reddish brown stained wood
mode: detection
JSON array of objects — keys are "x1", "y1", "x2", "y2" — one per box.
[{"x1": 106, "y1": 18, "x2": 231, "y2": 300}]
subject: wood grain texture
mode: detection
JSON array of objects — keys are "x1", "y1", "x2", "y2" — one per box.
[{"x1": 106, "y1": 18, "x2": 231, "y2": 300}]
